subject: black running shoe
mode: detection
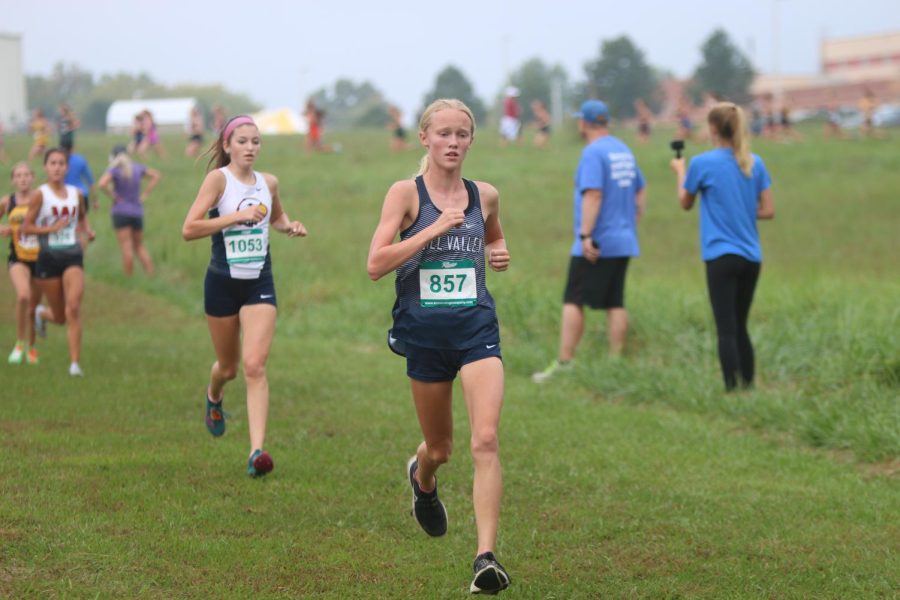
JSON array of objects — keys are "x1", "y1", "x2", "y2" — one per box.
[
  {"x1": 407, "y1": 456, "x2": 447, "y2": 537},
  {"x1": 469, "y1": 552, "x2": 510, "y2": 595}
]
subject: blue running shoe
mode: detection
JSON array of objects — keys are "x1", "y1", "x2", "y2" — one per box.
[
  {"x1": 205, "y1": 393, "x2": 225, "y2": 437},
  {"x1": 248, "y1": 449, "x2": 273, "y2": 477}
]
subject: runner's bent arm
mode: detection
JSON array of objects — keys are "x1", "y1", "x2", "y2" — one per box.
[
  {"x1": 77, "y1": 207, "x2": 91, "y2": 242},
  {"x1": 182, "y1": 170, "x2": 266, "y2": 241},
  {"x1": 22, "y1": 190, "x2": 65, "y2": 235},
  {"x1": 78, "y1": 191, "x2": 95, "y2": 241},
  {"x1": 479, "y1": 182, "x2": 509, "y2": 272},
  {"x1": 367, "y1": 180, "x2": 464, "y2": 281},
  {"x1": 264, "y1": 173, "x2": 307, "y2": 237}
]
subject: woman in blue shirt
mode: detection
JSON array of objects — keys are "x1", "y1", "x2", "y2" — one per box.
[{"x1": 670, "y1": 102, "x2": 774, "y2": 391}]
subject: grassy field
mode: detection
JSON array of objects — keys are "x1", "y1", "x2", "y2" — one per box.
[{"x1": 0, "y1": 124, "x2": 897, "y2": 598}]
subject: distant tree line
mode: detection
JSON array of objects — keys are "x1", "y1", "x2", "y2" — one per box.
[
  {"x1": 26, "y1": 64, "x2": 260, "y2": 131},
  {"x1": 26, "y1": 29, "x2": 753, "y2": 131}
]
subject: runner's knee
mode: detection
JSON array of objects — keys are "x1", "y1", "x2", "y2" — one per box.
[
  {"x1": 63, "y1": 304, "x2": 80, "y2": 323},
  {"x1": 470, "y1": 429, "x2": 499, "y2": 457},
  {"x1": 426, "y1": 442, "x2": 452, "y2": 466},
  {"x1": 242, "y1": 357, "x2": 266, "y2": 380},
  {"x1": 218, "y1": 363, "x2": 239, "y2": 381}
]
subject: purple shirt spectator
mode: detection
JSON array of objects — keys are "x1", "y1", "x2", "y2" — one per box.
[{"x1": 108, "y1": 163, "x2": 147, "y2": 217}]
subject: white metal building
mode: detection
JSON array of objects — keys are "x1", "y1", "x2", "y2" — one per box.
[
  {"x1": 106, "y1": 97, "x2": 198, "y2": 134},
  {"x1": 0, "y1": 32, "x2": 27, "y2": 130}
]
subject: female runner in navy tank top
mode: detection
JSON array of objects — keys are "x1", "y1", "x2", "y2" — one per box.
[
  {"x1": 367, "y1": 99, "x2": 512, "y2": 595},
  {"x1": 182, "y1": 116, "x2": 307, "y2": 477}
]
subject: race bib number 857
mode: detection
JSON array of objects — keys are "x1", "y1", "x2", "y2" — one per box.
[{"x1": 420, "y1": 260, "x2": 477, "y2": 307}]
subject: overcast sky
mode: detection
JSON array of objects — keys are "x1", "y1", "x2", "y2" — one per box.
[{"x1": 3, "y1": 0, "x2": 898, "y2": 119}]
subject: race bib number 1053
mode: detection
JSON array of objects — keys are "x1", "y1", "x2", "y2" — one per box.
[{"x1": 224, "y1": 228, "x2": 266, "y2": 264}]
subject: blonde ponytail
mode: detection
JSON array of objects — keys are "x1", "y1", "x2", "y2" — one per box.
[
  {"x1": 731, "y1": 105, "x2": 753, "y2": 177},
  {"x1": 109, "y1": 151, "x2": 133, "y2": 180},
  {"x1": 708, "y1": 102, "x2": 754, "y2": 177},
  {"x1": 417, "y1": 154, "x2": 430, "y2": 177},
  {"x1": 415, "y1": 98, "x2": 476, "y2": 177}
]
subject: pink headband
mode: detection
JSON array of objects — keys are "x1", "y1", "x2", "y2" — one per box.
[{"x1": 222, "y1": 116, "x2": 256, "y2": 142}]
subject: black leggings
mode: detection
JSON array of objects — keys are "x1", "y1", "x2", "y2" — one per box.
[{"x1": 705, "y1": 254, "x2": 761, "y2": 390}]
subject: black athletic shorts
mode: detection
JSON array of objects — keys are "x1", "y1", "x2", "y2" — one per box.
[
  {"x1": 7, "y1": 255, "x2": 36, "y2": 277},
  {"x1": 204, "y1": 267, "x2": 276, "y2": 317},
  {"x1": 36, "y1": 251, "x2": 83, "y2": 279},
  {"x1": 112, "y1": 214, "x2": 144, "y2": 231},
  {"x1": 563, "y1": 256, "x2": 630, "y2": 309}
]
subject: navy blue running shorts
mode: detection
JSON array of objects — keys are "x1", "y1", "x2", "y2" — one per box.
[
  {"x1": 204, "y1": 268, "x2": 276, "y2": 317},
  {"x1": 404, "y1": 341, "x2": 502, "y2": 383}
]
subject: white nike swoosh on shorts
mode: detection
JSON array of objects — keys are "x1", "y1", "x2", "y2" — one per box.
[
  {"x1": 260, "y1": 294, "x2": 273, "y2": 299},
  {"x1": 486, "y1": 344, "x2": 497, "y2": 349}
]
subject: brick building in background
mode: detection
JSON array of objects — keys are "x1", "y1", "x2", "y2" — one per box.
[{"x1": 752, "y1": 31, "x2": 900, "y2": 110}]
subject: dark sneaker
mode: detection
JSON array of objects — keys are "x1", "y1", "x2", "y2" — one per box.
[
  {"x1": 205, "y1": 393, "x2": 225, "y2": 437},
  {"x1": 469, "y1": 552, "x2": 510, "y2": 595},
  {"x1": 247, "y1": 449, "x2": 274, "y2": 477},
  {"x1": 407, "y1": 456, "x2": 447, "y2": 537}
]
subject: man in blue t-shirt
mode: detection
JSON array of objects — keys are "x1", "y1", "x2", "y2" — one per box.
[
  {"x1": 533, "y1": 100, "x2": 646, "y2": 383},
  {"x1": 63, "y1": 143, "x2": 96, "y2": 214}
]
